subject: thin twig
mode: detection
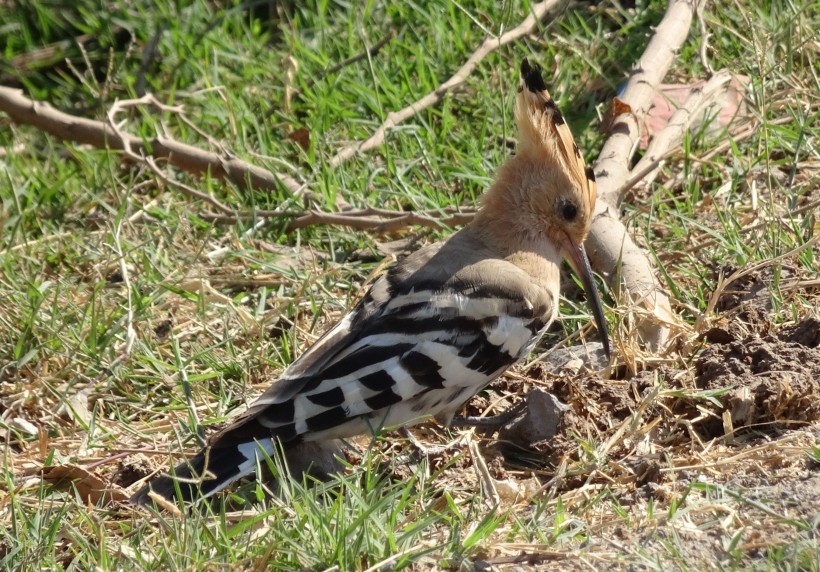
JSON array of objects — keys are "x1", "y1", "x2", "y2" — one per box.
[
  {"x1": 614, "y1": 154, "x2": 671, "y2": 198},
  {"x1": 285, "y1": 208, "x2": 474, "y2": 232},
  {"x1": 199, "y1": 206, "x2": 477, "y2": 232},
  {"x1": 695, "y1": 0, "x2": 714, "y2": 74},
  {"x1": 3, "y1": 33, "x2": 94, "y2": 72},
  {"x1": 328, "y1": 0, "x2": 562, "y2": 167},
  {"x1": 7, "y1": 229, "x2": 106, "y2": 253},
  {"x1": 303, "y1": 29, "x2": 397, "y2": 89}
]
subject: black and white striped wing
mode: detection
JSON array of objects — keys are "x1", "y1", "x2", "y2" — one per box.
[{"x1": 209, "y1": 271, "x2": 550, "y2": 449}]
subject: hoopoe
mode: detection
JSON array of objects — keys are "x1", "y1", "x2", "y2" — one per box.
[{"x1": 131, "y1": 59, "x2": 609, "y2": 506}]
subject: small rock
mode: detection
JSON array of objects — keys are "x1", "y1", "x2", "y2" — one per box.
[
  {"x1": 499, "y1": 388, "x2": 569, "y2": 447},
  {"x1": 540, "y1": 342, "x2": 609, "y2": 372}
]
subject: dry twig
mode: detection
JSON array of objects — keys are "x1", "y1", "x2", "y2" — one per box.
[
  {"x1": 199, "y1": 205, "x2": 476, "y2": 232},
  {"x1": 0, "y1": 87, "x2": 476, "y2": 232},
  {"x1": 327, "y1": 0, "x2": 562, "y2": 167}
]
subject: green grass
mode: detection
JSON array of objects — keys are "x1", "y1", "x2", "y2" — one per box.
[{"x1": 2, "y1": 0, "x2": 819, "y2": 570}]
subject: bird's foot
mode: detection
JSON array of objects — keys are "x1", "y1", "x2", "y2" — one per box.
[
  {"x1": 450, "y1": 400, "x2": 526, "y2": 431},
  {"x1": 400, "y1": 426, "x2": 465, "y2": 457}
]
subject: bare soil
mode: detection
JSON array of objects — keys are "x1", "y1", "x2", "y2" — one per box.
[{"x1": 403, "y1": 270, "x2": 820, "y2": 569}]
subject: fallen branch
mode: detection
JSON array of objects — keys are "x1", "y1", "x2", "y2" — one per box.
[
  {"x1": 200, "y1": 205, "x2": 476, "y2": 232},
  {"x1": 328, "y1": 0, "x2": 562, "y2": 167},
  {"x1": 0, "y1": 86, "x2": 306, "y2": 197},
  {"x1": 0, "y1": 87, "x2": 476, "y2": 233},
  {"x1": 594, "y1": 0, "x2": 699, "y2": 207},
  {"x1": 587, "y1": 0, "x2": 716, "y2": 352}
]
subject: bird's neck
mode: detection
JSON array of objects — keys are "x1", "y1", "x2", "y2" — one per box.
[{"x1": 472, "y1": 158, "x2": 552, "y2": 249}]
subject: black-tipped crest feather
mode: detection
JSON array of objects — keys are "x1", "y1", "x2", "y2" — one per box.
[
  {"x1": 520, "y1": 58, "x2": 549, "y2": 93},
  {"x1": 516, "y1": 57, "x2": 597, "y2": 215}
]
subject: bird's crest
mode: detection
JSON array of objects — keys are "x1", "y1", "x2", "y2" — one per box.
[{"x1": 515, "y1": 58, "x2": 597, "y2": 211}]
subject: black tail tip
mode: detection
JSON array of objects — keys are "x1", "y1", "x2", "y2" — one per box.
[
  {"x1": 129, "y1": 445, "x2": 251, "y2": 507},
  {"x1": 520, "y1": 58, "x2": 548, "y2": 93},
  {"x1": 129, "y1": 475, "x2": 200, "y2": 507}
]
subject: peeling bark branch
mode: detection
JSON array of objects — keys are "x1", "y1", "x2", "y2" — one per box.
[
  {"x1": 594, "y1": 0, "x2": 697, "y2": 207},
  {"x1": 586, "y1": 0, "x2": 720, "y2": 352},
  {"x1": 328, "y1": 0, "x2": 562, "y2": 167}
]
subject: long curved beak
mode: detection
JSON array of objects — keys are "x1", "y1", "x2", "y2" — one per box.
[{"x1": 562, "y1": 240, "x2": 611, "y2": 361}]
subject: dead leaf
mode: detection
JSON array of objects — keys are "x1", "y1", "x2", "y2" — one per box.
[
  {"x1": 642, "y1": 76, "x2": 750, "y2": 148},
  {"x1": 42, "y1": 464, "x2": 129, "y2": 504},
  {"x1": 602, "y1": 96, "x2": 634, "y2": 134},
  {"x1": 66, "y1": 388, "x2": 93, "y2": 426},
  {"x1": 287, "y1": 127, "x2": 311, "y2": 151}
]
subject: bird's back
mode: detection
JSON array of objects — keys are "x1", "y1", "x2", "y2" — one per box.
[{"x1": 210, "y1": 225, "x2": 557, "y2": 446}]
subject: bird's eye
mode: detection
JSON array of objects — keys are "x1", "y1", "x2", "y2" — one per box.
[{"x1": 561, "y1": 201, "x2": 578, "y2": 222}]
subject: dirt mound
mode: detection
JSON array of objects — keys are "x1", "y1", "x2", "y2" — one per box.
[
  {"x1": 692, "y1": 318, "x2": 820, "y2": 437},
  {"x1": 482, "y1": 316, "x2": 820, "y2": 477}
]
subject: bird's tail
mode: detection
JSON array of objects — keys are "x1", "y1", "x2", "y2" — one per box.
[
  {"x1": 130, "y1": 439, "x2": 347, "y2": 506},
  {"x1": 130, "y1": 440, "x2": 276, "y2": 506}
]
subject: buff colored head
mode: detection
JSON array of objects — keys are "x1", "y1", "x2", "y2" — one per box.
[
  {"x1": 479, "y1": 58, "x2": 609, "y2": 358},
  {"x1": 514, "y1": 58, "x2": 597, "y2": 254}
]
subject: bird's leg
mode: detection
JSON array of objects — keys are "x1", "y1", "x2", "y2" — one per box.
[{"x1": 450, "y1": 400, "x2": 527, "y2": 430}]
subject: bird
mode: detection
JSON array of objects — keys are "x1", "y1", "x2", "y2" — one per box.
[{"x1": 130, "y1": 58, "x2": 610, "y2": 506}]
